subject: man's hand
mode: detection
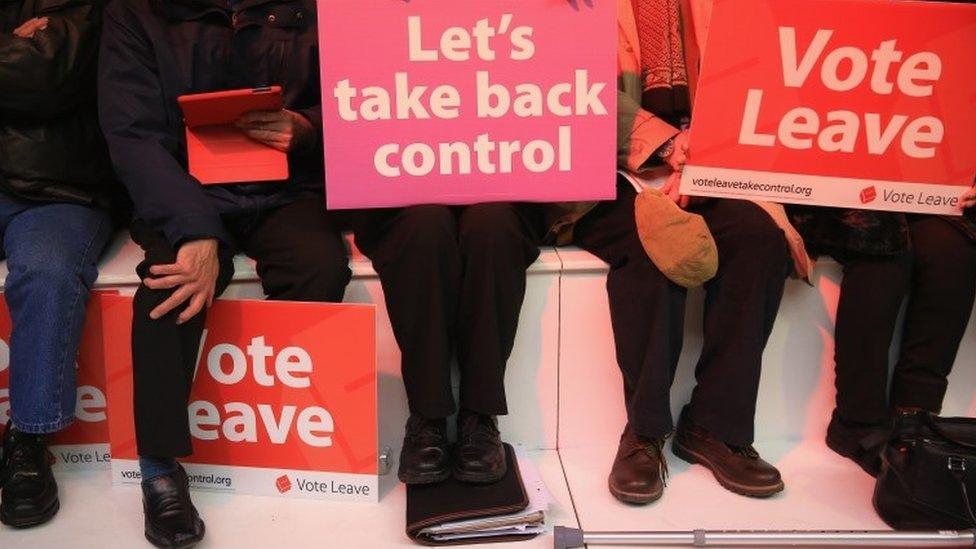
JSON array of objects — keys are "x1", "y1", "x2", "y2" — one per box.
[
  {"x1": 962, "y1": 186, "x2": 976, "y2": 210},
  {"x1": 14, "y1": 17, "x2": 48, "y2": 38},
  {"x1": 663, "y1": 130, "x2": 690, "y2": 173},
  {"x1": 661, "y1": 170, "x2": 691, "y2": 209},
  {"x1": 235, "y1": 109, "x2": 314, "y2": 153},
  {"x1": 143, "y1": 239, "x2": 220, "y2": 324}
]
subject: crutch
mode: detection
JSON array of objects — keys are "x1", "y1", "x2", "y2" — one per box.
[{"x1": 553, "y1": 526, "x2": 976, "y2": 548}]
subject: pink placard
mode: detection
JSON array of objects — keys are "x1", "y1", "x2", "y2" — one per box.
[{"x1": 317, "y1": 0, "x2": 616, "y2": 209}]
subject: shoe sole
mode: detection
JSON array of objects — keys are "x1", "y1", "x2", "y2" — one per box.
[
  {"x1": 608, "y1": 478, "x2": 663, "y2": 505},
  {"x1": 144, "y1": 523, "x2": 205, "y2": 549},
  {"x1": 672, "y1": 440, "x2": 784, "y2": 498},
  {"x1": 0, "y1": 498, "x2": 60, "y2": 528},
  {"x1": 398, "y1": 468, "x2": 451, "y2": 486}
]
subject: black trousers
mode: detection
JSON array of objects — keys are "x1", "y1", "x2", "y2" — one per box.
[
  {"x1": 132, "y1": 199, "x2": 350, "y2": 458},
  {"x1": 352, "y1": 204, "x2": 543, "y2": 419},
  {"x1": 834, "y1": 215, "x2": 976, "y2": 425},
  {"x1": 573, "y1": 179, "x2": 790, "y2": 446}
]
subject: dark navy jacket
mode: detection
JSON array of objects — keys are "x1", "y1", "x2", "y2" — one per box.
[{"x1": 98, "y1": 0, "x2": 323, "y2": 246}]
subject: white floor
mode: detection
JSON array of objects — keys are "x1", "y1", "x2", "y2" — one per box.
[
  {"x1": 0, "y1": 450, "x2": 579, "y2": 549},
  {"x1": 561, "y1": 441, "x2": 888, "y2": 546},
  {"x1": 0, "y1": 440, "x2": 919, "y2": 549}
]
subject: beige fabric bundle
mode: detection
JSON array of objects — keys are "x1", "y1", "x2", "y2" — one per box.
[{"x1": 634, "y1": 187, "x2": 718, "y2": 288}]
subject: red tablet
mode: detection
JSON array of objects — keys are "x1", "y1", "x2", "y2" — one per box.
[{"x1": 178, "y1": 86, "x2": 289, "y2": 185}]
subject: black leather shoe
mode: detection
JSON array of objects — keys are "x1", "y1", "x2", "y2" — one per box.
[
  {"x1": 453, "y1": 411, "x2": 506, "y2": 484},
  {"x1": 825, "y1": 410, "x2": 888, "y2": 477},
  {"x1": 142, "y1": 464, "x2": 205, "y2": 549},
  {"x1": 398, "y1": 415, "x2": 451, "y2": 485},
  {"x1": 0, "y1": 422, "x2": 60, "y2": 528},
  {"x1": 672, "y1": 412, "x2": 784, "y2": 498},
  {"x1": 608, "y1": 425, "x2": 667, "y2": 505}
]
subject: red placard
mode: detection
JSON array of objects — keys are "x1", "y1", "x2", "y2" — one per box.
[
  {"x1": 102, "y1": 295, "x2": 379, "y2": 501},
  {"x1": 680, "y1": 0, "x2": 976, "y2": 213},
  {"x1": 0, "y1": 292, "x2": 113, "y2": 469}
]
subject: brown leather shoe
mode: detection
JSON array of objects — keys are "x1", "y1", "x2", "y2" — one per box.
[
  {"x1": 608, "y1": 426, "x2": 667, "y2": 505},
  {"x1": 672, "y1": 414, "x2": 784, "y2": 498}
]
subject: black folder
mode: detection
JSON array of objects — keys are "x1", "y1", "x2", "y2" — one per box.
[{"x1": 406, "y1": 444, "x2": 543, "y2": 545}]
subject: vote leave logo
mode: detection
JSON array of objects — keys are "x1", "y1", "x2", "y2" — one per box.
[
  {"x1": 102, "y1": 296, "x2": 378, "y2": 477},
  {"x1": 276, "y1": 475, "x2": 293, "y2": 494},
  {"x1": 860, "y1": 186, "x2": 877, "y2": 204}
]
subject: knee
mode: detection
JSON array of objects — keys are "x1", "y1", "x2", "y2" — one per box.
[
  {"x1": 911, "y1": 219, "x2": 975, "y2": 271},
  {"x1": 718, "y1": 204, "x2": 789, "y2": 263},
  {"x1": 267, "y1": 256, "x2": 351, "y2": 301},
  {"x1": 733, "y1": 204, "x2": 787, "y2": 244},
  {"x1": 393, "y1": 205, "x2": 457, "y2": 254},
  {"x1": 5, "y1": 251, "x2": 96, "y2": 296},
  {"x1": 458, "y1": 204, "x2": 526, "y2": 251},
  {"x1": 606, "y1": 237, "x2": 677, "y2": 295}
]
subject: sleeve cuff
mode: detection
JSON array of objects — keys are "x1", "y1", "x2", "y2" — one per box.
[
  {"x1": 296, "y1": 107, "x2": 323, "y2": 153},
  {"x1": 160, "y1": 214, "x2": 231, "y2": 249},
  {"x1": 627, "y1": 109, "x2": 680, "y2": 173}
]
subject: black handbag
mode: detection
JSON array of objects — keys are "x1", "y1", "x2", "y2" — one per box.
[{"x1": 874, "y1": 411, "x2": 976, "y2": 530}]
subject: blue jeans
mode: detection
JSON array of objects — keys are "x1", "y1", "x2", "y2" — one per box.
[{"x1": 0, "y1": 193, "x2": 111, "y2": 434}]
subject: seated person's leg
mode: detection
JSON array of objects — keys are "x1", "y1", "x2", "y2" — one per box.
[
  {"x1": 241, "y1": 199, "x2": 351, "y2": 302},
  {"x1": 130, "y1": 221, "x2": 235, "y2": 547},
  {"x1": 826, "y1": 248, "x2": 911, "y2": 475},
  {"x1": 352, "y1": 206, "x2": 460, "y2": 485},
  {"x1": 571, "y1": 180, "x2": 688, "y2": 504},
  {"x1": 453, "y1": 203, "x2": 543, "y2": 483},
  {"x1": 891, "y1": 216, "x2": 976, "y2": 414},
  {"x1": 2, "y1": 201, "x2": 111, "y2": 528},
  {"x1": 673, "y1": 199, "x2": 789, "y2": 497}
]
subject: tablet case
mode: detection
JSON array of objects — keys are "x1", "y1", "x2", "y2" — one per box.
[
  {"x1": 405, "y1": 444, "x2": 539, "y2": 546},
  {"x1": 178, "y1": 87, "x2": 289, "y2": 185}
]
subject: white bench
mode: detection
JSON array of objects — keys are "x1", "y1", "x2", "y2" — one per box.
[
  {"x1": 2, "y1": 233, "x2": 972, "y2": 452},
  {"x1": 0, "y1": 233, "x2": 563, "y2": 454}
]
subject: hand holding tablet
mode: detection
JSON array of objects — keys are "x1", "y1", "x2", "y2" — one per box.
[
  {"x1": 178, "y1": 87, "x2": 290, "y2": 185},
  {"x1": 235, "y1": 109, "x2": 315, "y2": 154}
]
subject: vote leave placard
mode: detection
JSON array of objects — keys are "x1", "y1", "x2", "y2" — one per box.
[
  {"x1": 102, "y1": 296, "x2": 379, "y2": 502},
  {"x1": 317, "y1": 0, "x2": 616, "y2": 209},
  {"x1": 681, "y1": 0, "x2": 976, "y2": 214},
  {"x1": 0, "y1": 292, "x2": 113, "y2": 470}
]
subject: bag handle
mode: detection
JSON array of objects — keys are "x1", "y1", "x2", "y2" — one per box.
[{"x1": 949, "y1": 457, "x2": 976, "y2": 528}]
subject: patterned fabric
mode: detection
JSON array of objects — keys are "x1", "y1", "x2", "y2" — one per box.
[
  {"x1": 787, "y1": 207, "x2": 976, "y2": 259},
  {"x1": 787, "y1": 206, "x2": 910, "y2": 258},
  {"x1": 632, "y1": 0, "x2": 688, "y2": 91}
]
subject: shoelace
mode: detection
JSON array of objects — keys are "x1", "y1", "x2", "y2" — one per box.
[
  {"x1": 458, "y1": 414, "x2": 499, "y2": 443},
  {"x1": 406, "y1": 418, "x2": 445, "y2": 441},
  {"x1": 6, "y1": 433, "x2": 47, "y2": 475},
  {"x1": 729, "y1": 444, "x2": 760, "y2": 459},
  {"x1": 635, "y1": 437, "x2": 670, "y2": 486}
]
